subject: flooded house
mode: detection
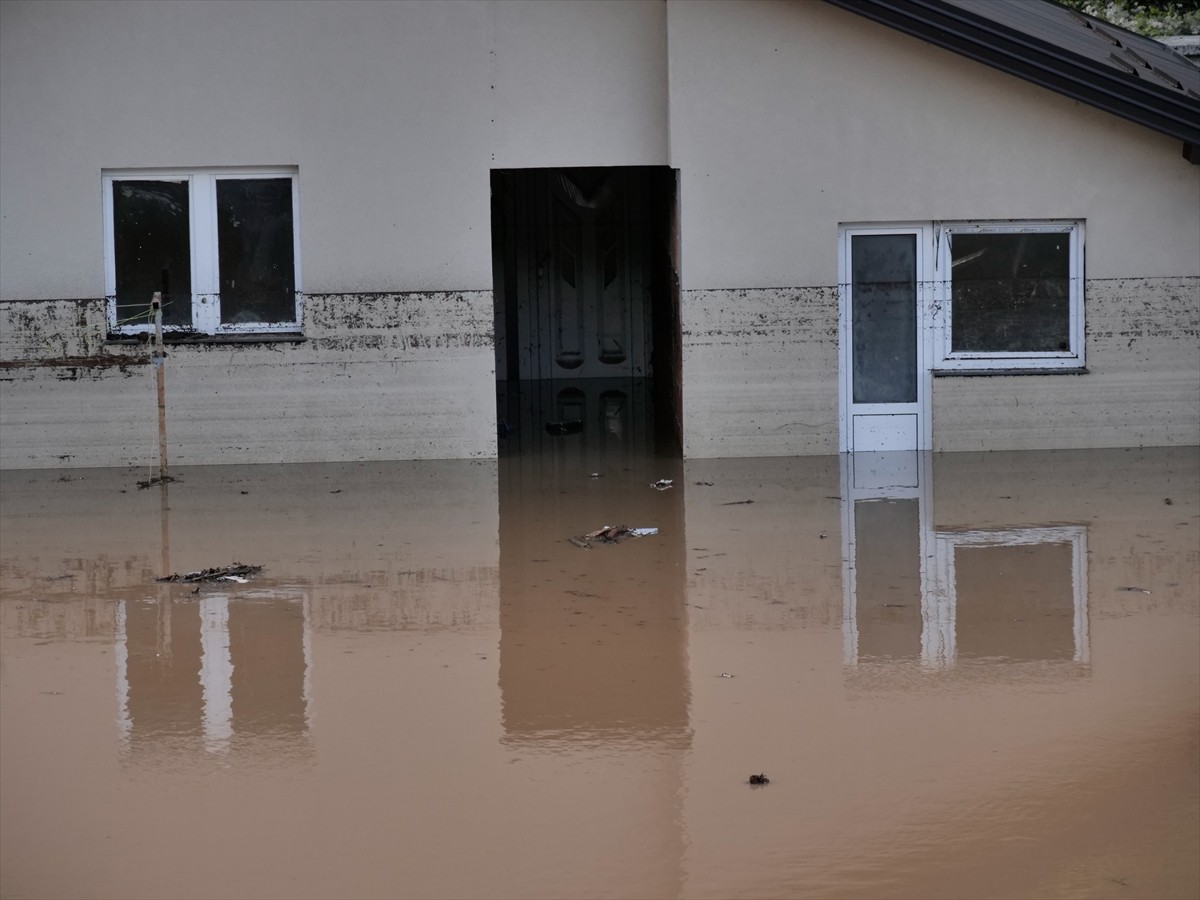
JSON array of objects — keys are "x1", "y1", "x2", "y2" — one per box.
[
  {"x1": 1, "y1": 0, "x2": 1197, "y2": 470},
  {"x1": 3, "y1": 6, "x2": 1200, "y2": 896}
]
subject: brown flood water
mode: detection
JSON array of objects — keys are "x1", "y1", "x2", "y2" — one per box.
[{"x1": 1, "y1": 441, "x2": 1197, "y2": 899}]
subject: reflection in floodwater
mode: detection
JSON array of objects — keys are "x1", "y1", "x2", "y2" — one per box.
[
  {"x1": 0, "y1": 435, "x2": 1197, "y2": 900},
  {"x1": 115, "y1": 592, "x2": 312, "y2": 761},
  {"x1": 935, "y1": 526, "x2": 1088, "y2": 664},
  {"x1": 499, "y1": 379, "x2": 689, "y2": 748},
  {"x1": 496, "y1": 378, "x2": 690, "y2": 897},
  {"x1": 841, "y1": 453, "x2": 1090, "y2": 670}
]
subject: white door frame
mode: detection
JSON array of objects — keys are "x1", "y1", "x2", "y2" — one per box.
[{"x1": 838, "y1": 224, "x2": 933, "y2": 453}]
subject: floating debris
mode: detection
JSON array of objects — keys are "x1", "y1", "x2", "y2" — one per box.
[
  {"x1": 1117, "y1": 586, "x2": 1151, "y2": 594},
  {"x1": 137, "y1": 475, "x2": 179, "y2": 490},
  {"x1": 569, "y1": 525, "x2": 659, "y2": 548},
  {"x1": 748, "y1": 774, "x2": 770, "y2": 785},
  {"x1": 157, "y1": 562, "x2": 263, "y2": 583},
  {"x1": 694, "y1": 481, "x2": 713, "y2": 486},
  {"x1": 719, "y1": 672, "x2": 735, "y2": 678},
  {"x1": 721, "y1": 499, "x2": 754, "y2": 506},
  {"x1": 589, "y1": 472, "x2": 603, "y2": 479},
  {"x1": 650, "y1": 479, "x2": 674, "y2": 491}
]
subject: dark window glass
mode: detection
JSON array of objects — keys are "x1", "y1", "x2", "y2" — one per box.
[
  {"x1": 113, "y1": 181, "x2": 191, "y2": 327},
  {"x1": 216, "y1": 179, "x2": 296, "y2": 325},
  {"x1": 852, "y1": 234, "x2": 917, "y2": 404},
  {"x1": 950, "y1": 233, "x2": 1070, "y2": 353}
]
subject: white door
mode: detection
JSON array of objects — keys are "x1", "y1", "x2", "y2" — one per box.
[{"x1": 839, "y1": 226, "x2": 931, "y2": 452}]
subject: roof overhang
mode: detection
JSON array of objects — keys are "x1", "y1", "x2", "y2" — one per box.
[{"x1": 823, "y1": 0, "x2": 1200, "y2": 162}]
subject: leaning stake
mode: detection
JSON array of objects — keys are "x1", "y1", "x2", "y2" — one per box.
[{"x1": 152, "y1": 292, "x2": 168, "y2": 481}]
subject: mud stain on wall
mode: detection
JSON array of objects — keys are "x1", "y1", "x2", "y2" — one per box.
[
  {"x1": 2, "y1": 275, "x2": 1196, "y2": 467},
  {"x1": 682, "y1": 286, "x2": 840, "y2": 458},
  {"x1": 934, "y1": 276, "x2": 1200, "y2": 451},
  {"x1": 0, "y1": 291, "x2": 496, "y2": 469},
  {"x1": 0, "y1": 297, "x2": 113, "y2": 362}
]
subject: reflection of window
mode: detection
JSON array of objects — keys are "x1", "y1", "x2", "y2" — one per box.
[
  {"x1": 115, "y1": 593, "x2": 313, "y2": 759},
  {"x1": 103, "y1": 169, "x2": 300, "y2": 335},
  {"x1": 934, "y1": 222, "x2": 1084, "y2": 372},
  {"x1": 930, "y1": 526, "x2": 1089, "y2": 666}
]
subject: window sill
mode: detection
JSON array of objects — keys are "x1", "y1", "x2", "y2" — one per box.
[
  {"x1": 932, "y1": 367, "x2": 1088, "y2": 377},
  {"x1": 107, "y1": 332, "x2": 306, "y2": 347}
]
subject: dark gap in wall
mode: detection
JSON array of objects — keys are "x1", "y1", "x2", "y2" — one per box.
[{"x1": 491, "y1": 166, "x2": 681, "y2": 458}]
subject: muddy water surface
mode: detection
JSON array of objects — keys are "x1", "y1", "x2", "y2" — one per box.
[{"x1": 1, "y1": 446, "x2": 1197, "y2": 899}]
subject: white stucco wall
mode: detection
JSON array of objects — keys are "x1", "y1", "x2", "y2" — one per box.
[{"x1": 668, "y1": 0, "x2": 1199, "y2": 457}]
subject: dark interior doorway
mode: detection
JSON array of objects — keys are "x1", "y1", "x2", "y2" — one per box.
[{"x1": 491, "y1": 166, "x2": 681, "y2": 457}]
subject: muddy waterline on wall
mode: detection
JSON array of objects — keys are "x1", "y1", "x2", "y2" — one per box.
[{"x1": 1, "y1": 445, "x2": 1197, "y2": 900}]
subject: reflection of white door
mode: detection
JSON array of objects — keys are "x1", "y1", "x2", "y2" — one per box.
[
  {"x1": 839, "y1": 227, "x2": 932, "y2": 452},
  {"x1": 840, "y1": 452, "x2": 935, "y2": 666}
]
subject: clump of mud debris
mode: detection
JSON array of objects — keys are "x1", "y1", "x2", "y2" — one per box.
[
  {"x1": 156, "y1": 563, "x2": 263, "y2": 583},
  {"x1": 568, "y1": 525, "x2": 658, "y2": 549}
]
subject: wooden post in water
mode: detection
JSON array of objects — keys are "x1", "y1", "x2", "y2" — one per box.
[{"x1": 152, "y1": 292, "x2": 168, "y2": 481}]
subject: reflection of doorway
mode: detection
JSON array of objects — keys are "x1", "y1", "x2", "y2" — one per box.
[
  {"x1": 838, "y1": 226, "x2": 932, "y2": 452},
  {"x1": 496, "y1": 449, "x2": 690, "y2": 744},
  {"x1": 491, "y1": 167, "x2": 681, "y2": 451}
]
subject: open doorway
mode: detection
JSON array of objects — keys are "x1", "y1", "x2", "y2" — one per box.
[{"x1": 491, "y1": 166, "x2": 681, "y2": 456}]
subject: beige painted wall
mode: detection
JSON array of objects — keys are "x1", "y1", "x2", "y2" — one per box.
[
  {"x1": 667, "y1": 0, "x2": 1199, "y2": 289},
  {"x1": 0, "y1": 0, "x2": 667, "y2": 299}
]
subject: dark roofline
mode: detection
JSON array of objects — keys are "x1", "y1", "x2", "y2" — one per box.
[{"x1": 822, "y1": 0, "x2": 1200, "y2": 158}]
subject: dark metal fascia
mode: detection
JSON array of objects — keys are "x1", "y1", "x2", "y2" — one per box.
[{"x1": 822, "y1": 0, "x2": 1200, "y2": 147}]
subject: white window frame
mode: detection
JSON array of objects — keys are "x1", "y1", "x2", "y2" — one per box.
[
  {"x1": 932, "y1": 220, "x2": 1084, "y2": 372},
  {"x1": 103, "y1": 167, "x2": 302, "y2": 335}
]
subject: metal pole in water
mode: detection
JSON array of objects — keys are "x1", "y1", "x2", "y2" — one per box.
[{"x1": 152, "y1": 292, "x2": 168, "y2": 481}]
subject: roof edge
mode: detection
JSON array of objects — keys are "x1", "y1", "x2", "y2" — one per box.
[{"x1": 822, "y1": 0, "x2": 1200, "y2": 148}]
